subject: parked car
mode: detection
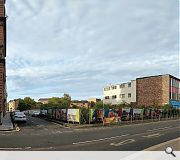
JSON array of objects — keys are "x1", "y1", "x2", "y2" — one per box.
[
  {"x1": 32, "y1": 111, "x2": 40, "y2": 117},
  {"x1": 13, "y1": 112, "x2": 27, "y2": 122},
  {"x1": 23, "y1": 110, "x2": 29, "y2": 115},
  {"x1": 40, "y1": 110, "x2": 47, "y2": 116}
]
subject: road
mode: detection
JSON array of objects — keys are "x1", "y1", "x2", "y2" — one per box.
[{"x1": 0, "y1": 116, "x2": 179, "y2": 151}]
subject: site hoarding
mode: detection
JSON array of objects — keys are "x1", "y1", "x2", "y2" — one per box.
[
  {"x1": 114, "y1": 108, "x2": 123, "y2": 118},
  {"x1": 67, "y1": 109, "x2": 80, "y2": 122},
  {"x1": 89, "y1": 109, "x2": 96, "y2": 122},
  {"x1": 55, "y1": 109, "x2": 61, "y2": 120},
  {"x1": 52, "y1": 109, "x2": 56, "y2": 119},
  {"x1": 96, "y1": 109, "x2": 104, "y2": 122},
  {"x1": 47, "y1": 108, "x2": 52, "y2": 119},
  {"x1": 104, "y1": 109, "x2": 115, "y2": 118},
  {"x1": 60, "y1": 109, "x2": 67, "y2": 121},
  {"x1": 42, "y1": 107, "x2": 177, "y2": 124}
]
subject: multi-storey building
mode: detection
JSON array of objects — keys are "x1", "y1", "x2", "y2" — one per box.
[
  {"x1": 0, "y1": 0, "x2": 6, "y2": 124},
  {"x1": 136, "y1": 74, "x2": 180, "y2": 107},
  {"x1": 7, "y1": 100, "x2": 19, "y2": 112},
  {"x1": 103, "y1": 74, "x2": 180, "y2": 108},
  {"x1": 103, "y1": 80, "x2": 136, "y2": 105}
]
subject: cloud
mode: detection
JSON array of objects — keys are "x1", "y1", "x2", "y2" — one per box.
[{"x1": 6, "y1": 0, "x2": 179, "y2": 100}]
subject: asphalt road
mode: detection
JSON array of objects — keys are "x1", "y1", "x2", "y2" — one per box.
[{"x1": 0, "y1": 116, "x2": 179, "y2": 151}]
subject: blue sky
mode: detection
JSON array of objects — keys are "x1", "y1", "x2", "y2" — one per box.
[{"x1": 6, "y1": 0, "x2": 179, "y2": 101}]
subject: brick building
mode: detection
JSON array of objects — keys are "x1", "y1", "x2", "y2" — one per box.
[
  {"x1": 136, "y1": 74, "x2": 180, "y2": 107},
  {"x1": 0, "y1": 0, "x2": 6, "y2": 124}
]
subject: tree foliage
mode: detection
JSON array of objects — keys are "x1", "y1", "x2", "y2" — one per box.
[
  {"x1": 41, "y1": 93, "x2": 72, "y2": 109},
  {"x1": 93, "y1": 101, "x2": 111, "y2": 109},
  {"x1": 17, "y1": 97, "x2": 37, "y2": 111}
]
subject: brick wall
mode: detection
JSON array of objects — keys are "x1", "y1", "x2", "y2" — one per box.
[
  {"x1": 0, "y1": 0, "x2": 4, "y2": 17},
  {"x1": 136, "y1": 75, "x2": 170, "y2": 107},
  {"x1": 0, "y1": 0, "x2": 6, "y2": 120}
]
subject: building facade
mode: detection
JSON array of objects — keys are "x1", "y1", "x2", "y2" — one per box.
[
  {"x1": 88, "y1": 98, "x2": 101, "y2": 107},
  {"x1": 38, "y1": 98, "x2": 50, "y2": 104},
  {"x1": 0, "y1": 0, "x2": 6, "y2": 124},
  {"x1": 136, "y1": 74, "x2": 180, "y2": 107},
  {"x1": 103, "y1": 80, "x2": 136, "y2": 105},
  {"x1": 7, "y1": 100, "x2": 19, "y2": 112},
  {"x1": 103, "y1": 74, "x2": 180, "y2": 108},
  {"x1": 70, "y1": 100, "x2": 89, "y2": 108}
]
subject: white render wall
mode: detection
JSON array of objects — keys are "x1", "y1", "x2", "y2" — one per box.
[{"x1": 103, "y1": 80, "x2": 136, "y2": 105}]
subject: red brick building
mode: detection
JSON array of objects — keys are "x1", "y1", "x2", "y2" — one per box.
[
  {"x1": 0, "y1": 0, "x2": 6, "y2": 124},
  {"x1": 136, "y1": 74, "x2": 180, "y2": 107}
]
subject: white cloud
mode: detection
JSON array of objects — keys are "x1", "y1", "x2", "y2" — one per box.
[{"x1": 6, "y1": 0, "x2": 179, "y2": 100}]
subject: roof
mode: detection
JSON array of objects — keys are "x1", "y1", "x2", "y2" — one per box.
[
  {"x1": 104, "y1": 80, "x2": 136, "y2": 88},
  {"x1": 136, "y1": 74, "x2": 180, "y2": 81},
  {"x1": 38, "y1": 98, "x2": 50, "y2": 101},
  {"x1": 71, "y1": 100, "x2": 88, "y2": 103}
]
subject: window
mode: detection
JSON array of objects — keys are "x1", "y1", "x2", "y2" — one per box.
[
  {"x1": 120, "y1": 94, "x2": 125, "y2": 98},
  {"x1": 111, "y1": 85, "x2": 117, "y2": 90},
  {"x1": 128, "y1": 83, "x2": 131, "y2": 87},
  {"x1": 105, "y1": 96, "x2": 109, "y2": 99},
  {"x1": 104, "y1": 87, "x2": 110, "y2": 91},
  {"x1": 120, "y1": 84, "x2": 125, "y2": 88},
  {"x1": 128, "y1": 93, "x2": 131, "y2": 98},
  {"x1": 112, "y1": 95, "x2": 117, "y2": 99}
]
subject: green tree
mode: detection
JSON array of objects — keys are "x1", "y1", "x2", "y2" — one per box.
[
  {"x1": 48, "y1": 97, "x2": 62, "y2": 108},
  {"x1": 161, "y1": 104, "x2": 172, "y2": 109},
  {"x1": 17, "y1": 98, "x2": 26, "y2": 111},
  {"x1": 24, "y1": 97, "x2": 36, "y2": 109},
  {"x1": 61, "y1": 93, "x2": 71, "y2": 108},
  {"x1": 93, "y1": 101, "x2": 111, "y2": 109},
  {"x1": 17, "y1": 97, "x2": 37, "y2": 111}
]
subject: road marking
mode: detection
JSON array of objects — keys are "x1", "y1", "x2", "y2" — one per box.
[
  {"x1": 52, "y1": 131, "x2": 63, "y2": 134},
  {"x1": 73, "y1": 134, "x2": 129, "y2": 145},
  {"x1": 110, "y1": 139, "x2": 135, "y2": 146},
  {"x1": 142, "y1": 133, "x2": 163, "y2": 138},
  {"x1": 147, "y1": 126, "x2": 172, "y2": 132}
]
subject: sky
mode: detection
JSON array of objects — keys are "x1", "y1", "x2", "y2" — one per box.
[{"x1": 6, "y1": 0, "x2": 179, "y2": 101}]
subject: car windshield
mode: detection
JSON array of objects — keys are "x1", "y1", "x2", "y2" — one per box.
[{"x1": 15, "y1": 112, "x2": 25, "y2": 115}]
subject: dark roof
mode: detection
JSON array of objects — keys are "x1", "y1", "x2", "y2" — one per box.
[
  {"x1": 38, "y1": 98, "x2": 50, "y2": 101},
  {"x1": 136, "y1": 74, "x2": 180, "y2": 81},
  {"x1": 71, "y1": 100, "x2": 88, "y2": 103}
]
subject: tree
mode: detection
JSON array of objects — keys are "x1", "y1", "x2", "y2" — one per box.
[
  {"x1": 24, "y1": 97, "x2": 36, "y2": 109},
  {"x1": 17, "y1": 97, "x2": 37, "y2": 111},
  {"x1": 17, "y1": 98, "x2": 26, "y2": 111},
  {"x1": 48, "y1": 97, "x2": 62, "y2": 108},
  {"x1": 93, "y1": 101, "x2": 111, "y2": 109},
  {"x1": 61, "y1": 93, "x2": 71, "y2": 108}
]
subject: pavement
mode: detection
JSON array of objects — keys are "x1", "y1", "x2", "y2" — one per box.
[
  {"x1": 144, "y1": 137, "x2": 180, "y2": 151},
  {"x1": 0, "y1": 112, "x2": 14, "y2": 131}
]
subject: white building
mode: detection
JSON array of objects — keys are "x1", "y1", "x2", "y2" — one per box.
[{"x1": 103, "y1": 80, "x2": 136, "y2": 105}]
